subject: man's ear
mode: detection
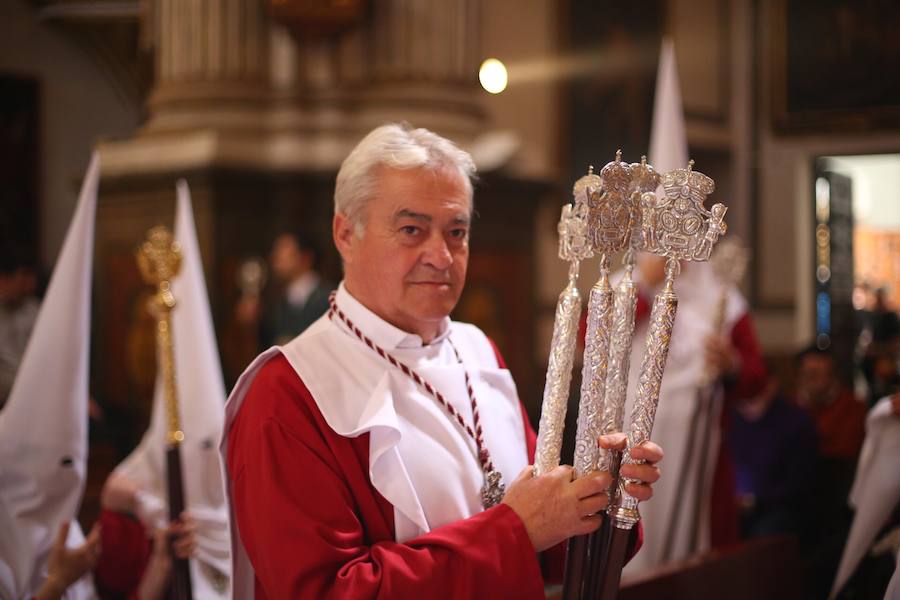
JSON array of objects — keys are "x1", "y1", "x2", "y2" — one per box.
[{"x1": 333, "y1": 212, "x2": 355, "y2": 264}]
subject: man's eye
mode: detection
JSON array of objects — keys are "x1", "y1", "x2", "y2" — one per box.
[
  {"x1": 449, "y1": 228, "x2": 468, "y2": 239},
  {"x1": 400, "y1": 225, "x2": 420, "y2": 235}
]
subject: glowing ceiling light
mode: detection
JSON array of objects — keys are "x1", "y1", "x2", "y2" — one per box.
[{"x1": 479, "y1": 58, "x2": 508, "y2": 94}]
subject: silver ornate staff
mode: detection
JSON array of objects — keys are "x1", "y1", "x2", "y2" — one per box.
[
  {"x1": 534, "y1": 173, "x2": 594, "y2": 476},
  {"x1": 563, "y1": 153, "x2": 634, "y2": 600},
  {"x1": 572, "y1": 151, "x2": 634, "y2": 479},
  {"x1": 579, "y1": 157, "x2": 662, "y2": 600},
  {"x1": 598, "y1": 161, "x2": 727, "y2": 600},
  {"x1": 596, "y1": 157, "x2": 660, "y2": 476}
]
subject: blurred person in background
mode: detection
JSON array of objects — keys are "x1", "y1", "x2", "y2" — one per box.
[
  {"x1": 235, "y1": 231, "x2": 333, "y2": 350},
  {"x1": 795, "y1": 345, "x2": 867, "y2": 470},
  {"x1": 857, "y1": 286, "x2": 900, "y2": 407},
  {"x1": 830, "y1": 392, "x2": 900, "y2": 600},
  {"x1": 92, "y1": 472, "x2": 199, "y2": 599},
  {"x1": 794, "y1": 344, "x2": 868, "y2": 599},
  {"x1": 728, "y1": 369, "x2": 818, "y2": 541}
]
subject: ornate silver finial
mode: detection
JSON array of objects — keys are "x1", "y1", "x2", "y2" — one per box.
[
  {"x1": 643, "y1": 162, "x2": 725, "y2": 262},
  {"x1": 573, "y1": 165, "x2": 602, "y2": 198},
  {"x1": 557, "y1": 199, "x2": 592, "y2": 264}
]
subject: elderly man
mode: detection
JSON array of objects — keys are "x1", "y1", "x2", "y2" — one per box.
[{"x1": 221, "y1": 124, "x2": 663, "y2": 598}]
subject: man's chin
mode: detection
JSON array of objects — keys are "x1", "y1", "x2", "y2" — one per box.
[{"x1": 407, "y1": 287, "x2": 459, "y2": 314}]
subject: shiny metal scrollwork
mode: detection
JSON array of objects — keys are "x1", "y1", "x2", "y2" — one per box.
[
  {"x1": 534, "y1": 181, "x2": 593, "y2": 476},
  {"x1": 610, "y1": 160, "x2": 727, "y2": 529},
  {"x1": 611, "y1": 261, "x2": 679, "y2": 527},
  {"x1": 573, "y1": 153, "x2": 633, "y2": 478},
  {"x1": 595, "y1": 158, "x2": 659, "y2": 476}
]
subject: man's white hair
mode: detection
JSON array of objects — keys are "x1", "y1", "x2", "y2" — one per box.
[{"x1": 334, "y1": 123, "x2": 477, "y2": 235}]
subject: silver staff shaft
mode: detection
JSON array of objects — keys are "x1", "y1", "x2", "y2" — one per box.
[
  {"x1": 534, "y1": 260, "x2": 583, "y2": 476},
  {"x1": 609, "y1": 260, "x2": 679, "y2": 528},
  {"x1": 596, "y1": 251, "x2": 638, "y2": 476},
  {"x1": 572, "y1": 254, "x2": 614, "y2": 478}
]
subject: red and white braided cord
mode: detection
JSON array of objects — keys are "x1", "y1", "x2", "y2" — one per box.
[{"x1": 327, "y1": 293, "x2": 495, "y2": 473}]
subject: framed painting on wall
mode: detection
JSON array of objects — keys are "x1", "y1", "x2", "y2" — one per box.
[{"x1": 771, "y1": 0, "x2": 900, "y2": 132}]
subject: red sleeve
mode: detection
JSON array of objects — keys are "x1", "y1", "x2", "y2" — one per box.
[
  {"x1": 92, "y1": 508, "x2": 150, "y2": 598},
  {"x1": 725, "y1": 313, "x2": 768, "y2": 402},
  {"x1": 228, "y1": 355, "x2": 545, "y2": 599}
]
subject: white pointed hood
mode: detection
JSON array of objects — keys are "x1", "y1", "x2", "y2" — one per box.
[
  {"x1": 648, "y1": 37, "x2": 688, "y2": 176},
  {"x1": 114, "y1": 179, "x2": 231, "y2": 598},
  {"x1": 0, "y1": 154, "x2": 100, "y2": 599},
  {"x1": 830, "y1": 397, "x2": 900, "y2": 598}
]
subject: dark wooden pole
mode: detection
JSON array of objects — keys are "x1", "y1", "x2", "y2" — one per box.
[
  {"x1": 166, "y1": 444, "x2": 193, "y2": 600},
  {"x1": 596, "y1": 526, "x2": 632, "y2": 600},
  {"x1": 562, "y1": 534, "x2": 590, "y2": 599}
]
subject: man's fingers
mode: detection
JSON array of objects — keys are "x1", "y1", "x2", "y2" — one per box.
[
  {"x1": 85, "y1": 523, "x2": 101, "y2": 545},
  {"x1": 598, "y1": 433, "x2": 627, "y2": 451},
  {"x1": 514, "y1": 465, "x2": 536, "y2": 483},
  {"x1": 571, "y1": 472, "x2": 612, "y2": 499},
  {"x1": 173, "y1": 537, "x2": 195, "y2": 559},
  {"x1": 574, "y1": 514, "x2": 604, "y2": 536},
  {"x1": 53, "y1": 521, "x2": 71, "y2": 549},
  {"x1": 629, "y1": 441, "x2": 664, "y2": 464},
  {"x1": 619, "y1": 462, "x2": 661, "y2": 484},
  {"x1": 624, "y1": 481, "x2": 654, "y2": 502},
  {"x1": 578, "y1": 490, "x2": 611, "y2": 516}
]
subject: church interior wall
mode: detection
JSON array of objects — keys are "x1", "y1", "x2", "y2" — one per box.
[
  {"x1": 754, "y1": 0, "x2": 900, "y2": 353},
  {"x1": 0, "y1": 0, "x2": 140, "y2": 270},
  {"x1": 5, "y1": 0, "x2": 899, "y2": 411}
]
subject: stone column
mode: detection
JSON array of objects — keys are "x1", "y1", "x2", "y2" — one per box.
[
  {"x1": 332, "y1": 0, "x2": 485, "y2": 139},
  {"x1": 144, "y1": 0, "x2": 271, "y2": 133}
]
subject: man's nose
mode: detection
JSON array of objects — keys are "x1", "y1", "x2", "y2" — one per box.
[{"x1": 422, "y1": 233, "x2": 453, "y2": 270}]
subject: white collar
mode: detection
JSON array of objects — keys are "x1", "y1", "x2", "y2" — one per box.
[{"x1": 333, "y1": 282, "x2": 451, "y2": 350}]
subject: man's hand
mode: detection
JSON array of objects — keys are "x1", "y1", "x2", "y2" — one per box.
[
  {"x1": 170, "y1": 513, "x2": 198, "y2": 559},
  {"x1": 137, "y1": 513, "x2": 197, "y2": 600},
  {"x1": 35, "y1": 521, "x2": 101, "y2": 600},
  {"x1": 502, "y1": 434, "x2": 663, "y2": 552},
  {"x1": 704, "y1": 334, "x2": 739, "y2": 381},
  {"x1": 602, "y1": 433, "x2": 663, "y2": 502},
  {"x1": 502, "y1": 465, "x2": 610, "y2": 552}
]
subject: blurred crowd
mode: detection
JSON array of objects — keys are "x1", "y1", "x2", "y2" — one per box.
[{"x1": 727, "y1": 283, "x2": 900, "y2": 599}]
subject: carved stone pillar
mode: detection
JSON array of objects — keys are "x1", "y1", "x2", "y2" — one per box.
[
  {"x1": 143, "y1": 0, "x2": 271, "y2": 133},
  {"x1": 335, "y1": 0, "x2": 485, "y2": 139}
]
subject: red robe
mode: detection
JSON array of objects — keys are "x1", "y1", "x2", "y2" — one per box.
[
  {"x1": 227, "y1": 350, "x2": 639, "y2": 599},
  {"x1": 92, "y1": 509, "x2": 150, "y2": 600}
]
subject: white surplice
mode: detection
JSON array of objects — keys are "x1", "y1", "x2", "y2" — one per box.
[{"x1": 220, "y1": 282, "x2": 529, "y2": 599}]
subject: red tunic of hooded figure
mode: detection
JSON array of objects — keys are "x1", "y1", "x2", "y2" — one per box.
[
  {"x1": 92, "y1": 509, "x2": 149, "y2": 599},
  {"x1": 227, "y1": 347, "x2": 640, "y2": 599}
]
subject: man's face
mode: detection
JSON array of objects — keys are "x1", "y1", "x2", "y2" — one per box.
[
  {"x1": 270, "y1": 235, "x2": 312, "y2": 283},
  {"x1": 334, "y1": 166, "x2": 471, "y2": 342},
  {"x1": 797, "y1": 354, "x2": 835, "y2": 404}
]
